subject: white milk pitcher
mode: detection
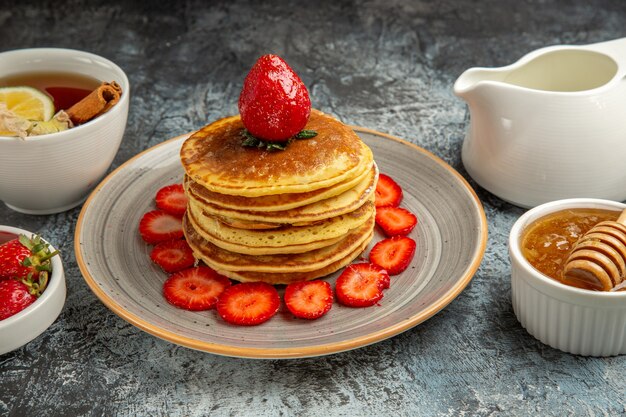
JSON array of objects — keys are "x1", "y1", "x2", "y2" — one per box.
[{"x1": 454, "y1": 37, "x2": 626, "y2": 208}]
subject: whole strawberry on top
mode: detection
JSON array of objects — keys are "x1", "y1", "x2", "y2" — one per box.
[{"x1": 238, "y1": 54, "x2": 311, "y2": 142}]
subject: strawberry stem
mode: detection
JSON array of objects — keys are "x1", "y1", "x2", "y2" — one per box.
[
  {"x1": 39, "y1": 249, "x2": 60, "y2": 262},
  {"x1": 13, "y1": 234, "x2": 59, "y2": 296},
  {"x1": 31, "y1": 243, "x2": 46, "y2": 253},
  {"x1": 21, "y1": 270, "x2": 48, "y2": 297},
  {"x1": 18, "y1": 234, "x2": 34, "y2": 249}
]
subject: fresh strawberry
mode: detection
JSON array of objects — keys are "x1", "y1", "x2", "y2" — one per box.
[
  {"x1": 238, "y1": 54, "x2": 311, "y2": 142},
  {"x1": 138, "y1": 210, "x2": 184, "y2": 244},
  {"x1": 375, "y1": 206, "x2": 418, "y2": 236},
  {"x1": 335, "y1": 263, "x2": 388, "y2": 307},
  {"x1": 284, "y1": 280, "x2": 333, "y2": 320},
  {"x1": 0, "y1": 279, "x2": 37, "y2": 320},
  {"x1": 155, "y1": 184, "x2": 188, "y2": 218},
  {"x1": 217, "y1": 282, "x2": 280, "y2": 326},
  {"x1": 163, "y1": 266, "x2": 231, "y2": 311},
  {"x1": 0, "y1": 234, "x2": 58, "y2": 295},
  {"x1": 0, "y1": 239, "x2": 32, "y2": 281},
  {"x1": 150, "y1": 240, "x2": 195, "y2": 273},
  {"x1": 375, "y1": 173, "x2": 403, "y2": 208},
  {"x1": 378, "y1": 266, "x2": 391, "y2": 289},
  {"x1": 369, "y1": 236, "x2": 416, "y2": 275}
]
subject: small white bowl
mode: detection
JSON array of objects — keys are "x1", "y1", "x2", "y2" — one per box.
[
  {"x1": 0, "y1": 48, "x2": 130, "y2": 214},
  {"x1": 509, "y1": 198, "x2": 626, "y2": 356},
  {"x1": 0, "y1": 226, "x2": 66, "y2": 355}
]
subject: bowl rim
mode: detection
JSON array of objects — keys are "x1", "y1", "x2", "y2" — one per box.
[
  {"x1": 509, "y1": 197, "x2": 626, "y2": 299},
  {"x1": 0, "y1": 47, "x2": 130, "y2": 143},
  {"x1": 0, "y1": 225, "x2": 65, "y2": 328}
]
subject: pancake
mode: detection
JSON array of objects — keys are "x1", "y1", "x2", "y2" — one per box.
[
  {"x1": 180, "y1": 109, "x2": 373, "y2": 197},
  {"x1": 187, "y1": 199, "x2": 374, "y2": 249},
  {"x1": 186, "y1": 165, "x2": 377, "y2": 226},
  {"x1": 209, "y1": 216, "x2": 283, "y2": 230},
  {"x1": 183, "y1": 212, "x2": 375, "y2": 274},
  {"x1": 207, "y1": 239, "x2": 371, "y2": 285},
  {"x1": 183, "y1": 160, "x2": 373, "y2": 213},
  {"x1": 186, "y1": 207, "x2": 345, "y2": 255},
  {"x1": 211, "y1": 215, "x2": 318, "y2": 230}
]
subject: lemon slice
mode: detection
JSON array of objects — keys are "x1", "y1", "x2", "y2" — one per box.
[{"x1": 0, "y1": 86, "x2": 55, "y2": 122}]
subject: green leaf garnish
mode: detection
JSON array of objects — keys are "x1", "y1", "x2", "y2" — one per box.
[
  {"x1": 241, "y1": 129, "x2": 289, "y2": 151},
  {"x1": 242, "y1": 130, "x2": 261, "y2": 147},
  {"x1": 240, "y1": 128, "x2": 318, "y2": 151},
  {"x1": 266, "y1": 142, "x2": 287, "y2": 151},
  {"x1": 295, "y1": 130, "x2": 318, "y2": 139}
]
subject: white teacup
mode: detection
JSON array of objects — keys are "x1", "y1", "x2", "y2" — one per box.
[{"x1": 0, "y1": 48, "x2": 129, "y2": 214}]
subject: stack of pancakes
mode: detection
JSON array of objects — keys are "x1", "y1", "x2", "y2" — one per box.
[{"x1": 179, "y1": 109, "x2": 376, "y2": 284}]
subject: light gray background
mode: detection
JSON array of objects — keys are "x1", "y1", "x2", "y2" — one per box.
[{"x1": 1, "y1": 1, "x2": 625, "y2": 415}]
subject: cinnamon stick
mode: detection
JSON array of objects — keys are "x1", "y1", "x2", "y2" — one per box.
[{"x1": 66, "y1": 81, "x2": 122, "y2": 125}]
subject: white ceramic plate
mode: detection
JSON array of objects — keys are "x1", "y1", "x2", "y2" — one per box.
[{"x1": 75, "y1": 127, "x2": 487, "y2": 358}]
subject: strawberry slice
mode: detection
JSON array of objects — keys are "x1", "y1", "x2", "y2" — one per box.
[
  {"x1": 163, "y1": 266, "x2": 231, "y2": 311},
  {"x1": 369, "y1": 236, "x2": 416, "y2": 275},
  {"x1": 284, "y1": 280, "x2": 333, "y2": 319},
  {"x1": 155, "y1": 184, "x2": 188, "y2": 218},
  {"x1": 150, "y1": 239, "x2": 195, "y2": 273},
  {"x1": 378, "y1": 267, "x2": 391, "y2": 289},
  {"x1": 217, "y1": 282, "x2": 280, "y2": 326},
  {"x1": 138, "y1": 210, "x2": 184, "y2": 244},
  {"x1": 375, "y1": 206, "x2": 418, "y2": 236},
  {"x1": 335, "y1": 263, "x2": 388, "y2": 307},
  {"x1": 375, "y1": 173, "x2": 403, "y2": 208}
]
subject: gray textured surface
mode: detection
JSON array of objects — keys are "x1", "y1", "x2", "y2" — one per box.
[{"x1": 0, "y1": 0, "x2": 625, "y2": 416}]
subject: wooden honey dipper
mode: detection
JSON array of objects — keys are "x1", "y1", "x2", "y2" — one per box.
[{"x1": 563, "y1": 208, "x2": 626, "y2": 291}]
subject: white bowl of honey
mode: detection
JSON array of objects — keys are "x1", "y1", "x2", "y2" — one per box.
[
  {"x1": 509, "y1": 198, "x2": 626, "y2": 356},
  {"x1": 0, "y1": 48, "x2": 129, "y2": 214}
]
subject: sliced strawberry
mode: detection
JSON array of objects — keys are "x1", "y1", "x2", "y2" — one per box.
[
  {"x1": 0, "y1": 279, "x2": 37, "y2": 320},
  {"x1": 369, "y1": 236, "x2": 416, "y2": 275},
  {"x1": 217, "y1": 282, "x2": 280, "y2": 326},
  {"x1": 163, "y1": 266, "x2": 231, "y2": 311},
  {"x1": 375, "y1": 206, "x2": 417, "y2": 236},
  {"x1": 139, "y1": 210, "x2": 184, "y2": 244},
  {"x1": 155, "y1": 184, "x2": 188, "y2": 218},
  {"x1": 335, "y1": 263, "x2": 387, "y2": 307},
  {"x1": 284, "y1": 280, "x2": 333, "y2": 320},
  {"x1": 378, "y1": 266, "x2": 391, "y2": 289},
  {"x1": 150, "y1": 240, "x2": 195, "y2": 273},
  {"x1": 375, "y1": 173, "x2": 403, "y2": 208}
]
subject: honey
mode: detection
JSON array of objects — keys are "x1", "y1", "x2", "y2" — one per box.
[{"x1": 521, "y1": 208, "x2": 621, "y2": 289}]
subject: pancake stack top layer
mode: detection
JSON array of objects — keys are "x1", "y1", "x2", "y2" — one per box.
[{"x1": 180, "y1": 109, "x2": 377, "y2": 284}]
